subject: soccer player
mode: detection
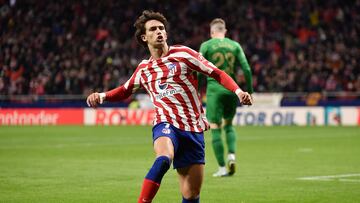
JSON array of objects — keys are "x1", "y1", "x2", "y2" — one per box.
[
  {"x1": 199, "y1": 18, "x2": 254, "y2": 177},
  {"x1": 87, "y1": 11, "x2": 252, "y2": 203}
]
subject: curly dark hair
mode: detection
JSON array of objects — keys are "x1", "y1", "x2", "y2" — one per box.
[{"x1": 134, "y1": 10, "x2": 168, "y2": 48}]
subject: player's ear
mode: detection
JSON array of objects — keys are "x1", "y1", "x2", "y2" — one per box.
[{"x1": 141, "y1": 34, "x2": 147, "y2": 42}]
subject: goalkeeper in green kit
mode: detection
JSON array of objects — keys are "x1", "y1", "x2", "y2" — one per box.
[{"x1": 199, "y1": 18, "x2": 253, "y2": 177}]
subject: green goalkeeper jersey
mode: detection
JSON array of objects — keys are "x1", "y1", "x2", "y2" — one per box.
[{"x1": 199, "y1": 37, "x2": 253, "y2": 94}]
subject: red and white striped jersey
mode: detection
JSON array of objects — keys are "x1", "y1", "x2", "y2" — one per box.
[{"x1": 105, "y1": 45, "x2": 240, "y2": 132}]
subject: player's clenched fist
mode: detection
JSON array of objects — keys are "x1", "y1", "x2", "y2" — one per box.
[
  {"x1": 86, "y1": 92, "x2": 105, "y2": 108},
  {"x1": 236, "y1": 91, "x2": 253, "y2": 105}
]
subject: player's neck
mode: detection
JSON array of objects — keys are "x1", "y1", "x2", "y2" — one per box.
[
  {"x1": 211, "y1": 33, "x2": 225, "y2": 39},
  {"x1": 149, "y1": 44, "x2": 169, "y2": 60}
]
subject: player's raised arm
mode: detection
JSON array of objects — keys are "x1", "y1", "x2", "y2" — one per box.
[
  {"x1": 86, "y1": 84, "x2": 134, "y2": 108},
  {"x1": 86, "y1": 64, "x2": 143, "y2": 108},
  {"x1": 186, "y1": 48, "x2": 253, "y2": 105}
]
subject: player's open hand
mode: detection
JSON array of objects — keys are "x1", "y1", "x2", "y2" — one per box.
[
  {"x1": 237, "y1": 91, "x2": 253, "y2": 106},
  {"x1": 86, "y1": 92, "x2": 104, "y2": 108}
]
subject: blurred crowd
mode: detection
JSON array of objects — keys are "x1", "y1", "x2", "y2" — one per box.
[{"x1": 1, "y1": 0, "x2": 359, "y2": 96}]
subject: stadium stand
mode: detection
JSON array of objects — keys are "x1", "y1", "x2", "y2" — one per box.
[{"x1": 0, "y1": 0, "x2": 359, "y2": 105}]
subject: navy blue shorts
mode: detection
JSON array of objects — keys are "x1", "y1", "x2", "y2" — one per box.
[{"x1": 152, "y1": 122, "x2": 205, "y2": 169}]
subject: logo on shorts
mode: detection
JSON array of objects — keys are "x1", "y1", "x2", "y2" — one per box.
[{"x1": 162, "y1": 128, "x2": 171, "y2": 134}]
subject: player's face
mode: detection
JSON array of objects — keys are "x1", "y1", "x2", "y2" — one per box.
[{"x1": 142, "y1": 20, "x2": 167, "y2": 48}]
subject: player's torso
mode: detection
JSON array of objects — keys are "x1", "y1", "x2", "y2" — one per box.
[
  {"x1": 204, "y1": 38, "x2": 238, "y2": 93},
  {"x1": 140, "y1": 55, "x2": 198, "y2": 103},
  {"x1": 137, "y1": 48, "x2": 206, "y2": 132},
  {"x1": 204, "y1": 38, "x2": 238, "y2": 74}
]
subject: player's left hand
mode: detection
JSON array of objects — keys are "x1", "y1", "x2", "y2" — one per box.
[{"x1": 237, "y1": 91, "x2": 253, "y2": 105}]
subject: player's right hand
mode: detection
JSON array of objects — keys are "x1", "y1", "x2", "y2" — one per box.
[{"x1": 86, "y1": 92, "x2": 104, "y2": 108}]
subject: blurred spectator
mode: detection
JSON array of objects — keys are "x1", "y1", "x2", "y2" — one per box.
[{"x1": 0, "y1": 0, "x2": 359, "y2": 98}]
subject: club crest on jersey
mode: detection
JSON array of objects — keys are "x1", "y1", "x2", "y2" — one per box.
[{"x1": 167, "y1": 63, "x2": 176, "y2": 75}]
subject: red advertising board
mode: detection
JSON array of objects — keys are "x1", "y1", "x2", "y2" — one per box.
[
  {"x1": 84, "y1": 108, "x2": 155, "y2": 125},
  {"x1": 0, "y1": 108, "x2": 83, "y2": 125}
]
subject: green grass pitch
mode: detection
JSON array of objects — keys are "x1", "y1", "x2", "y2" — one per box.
[{"x1": 0, "y1": 126, "x2": 359, "y2": 203}]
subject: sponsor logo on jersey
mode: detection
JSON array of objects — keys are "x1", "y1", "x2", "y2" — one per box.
[
  {"x1": 155, "y1": 81, "x2": 183, "y2": 100},
  {"x1": 158, "y1": 82, "x2": 168, "y2": 91}
]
